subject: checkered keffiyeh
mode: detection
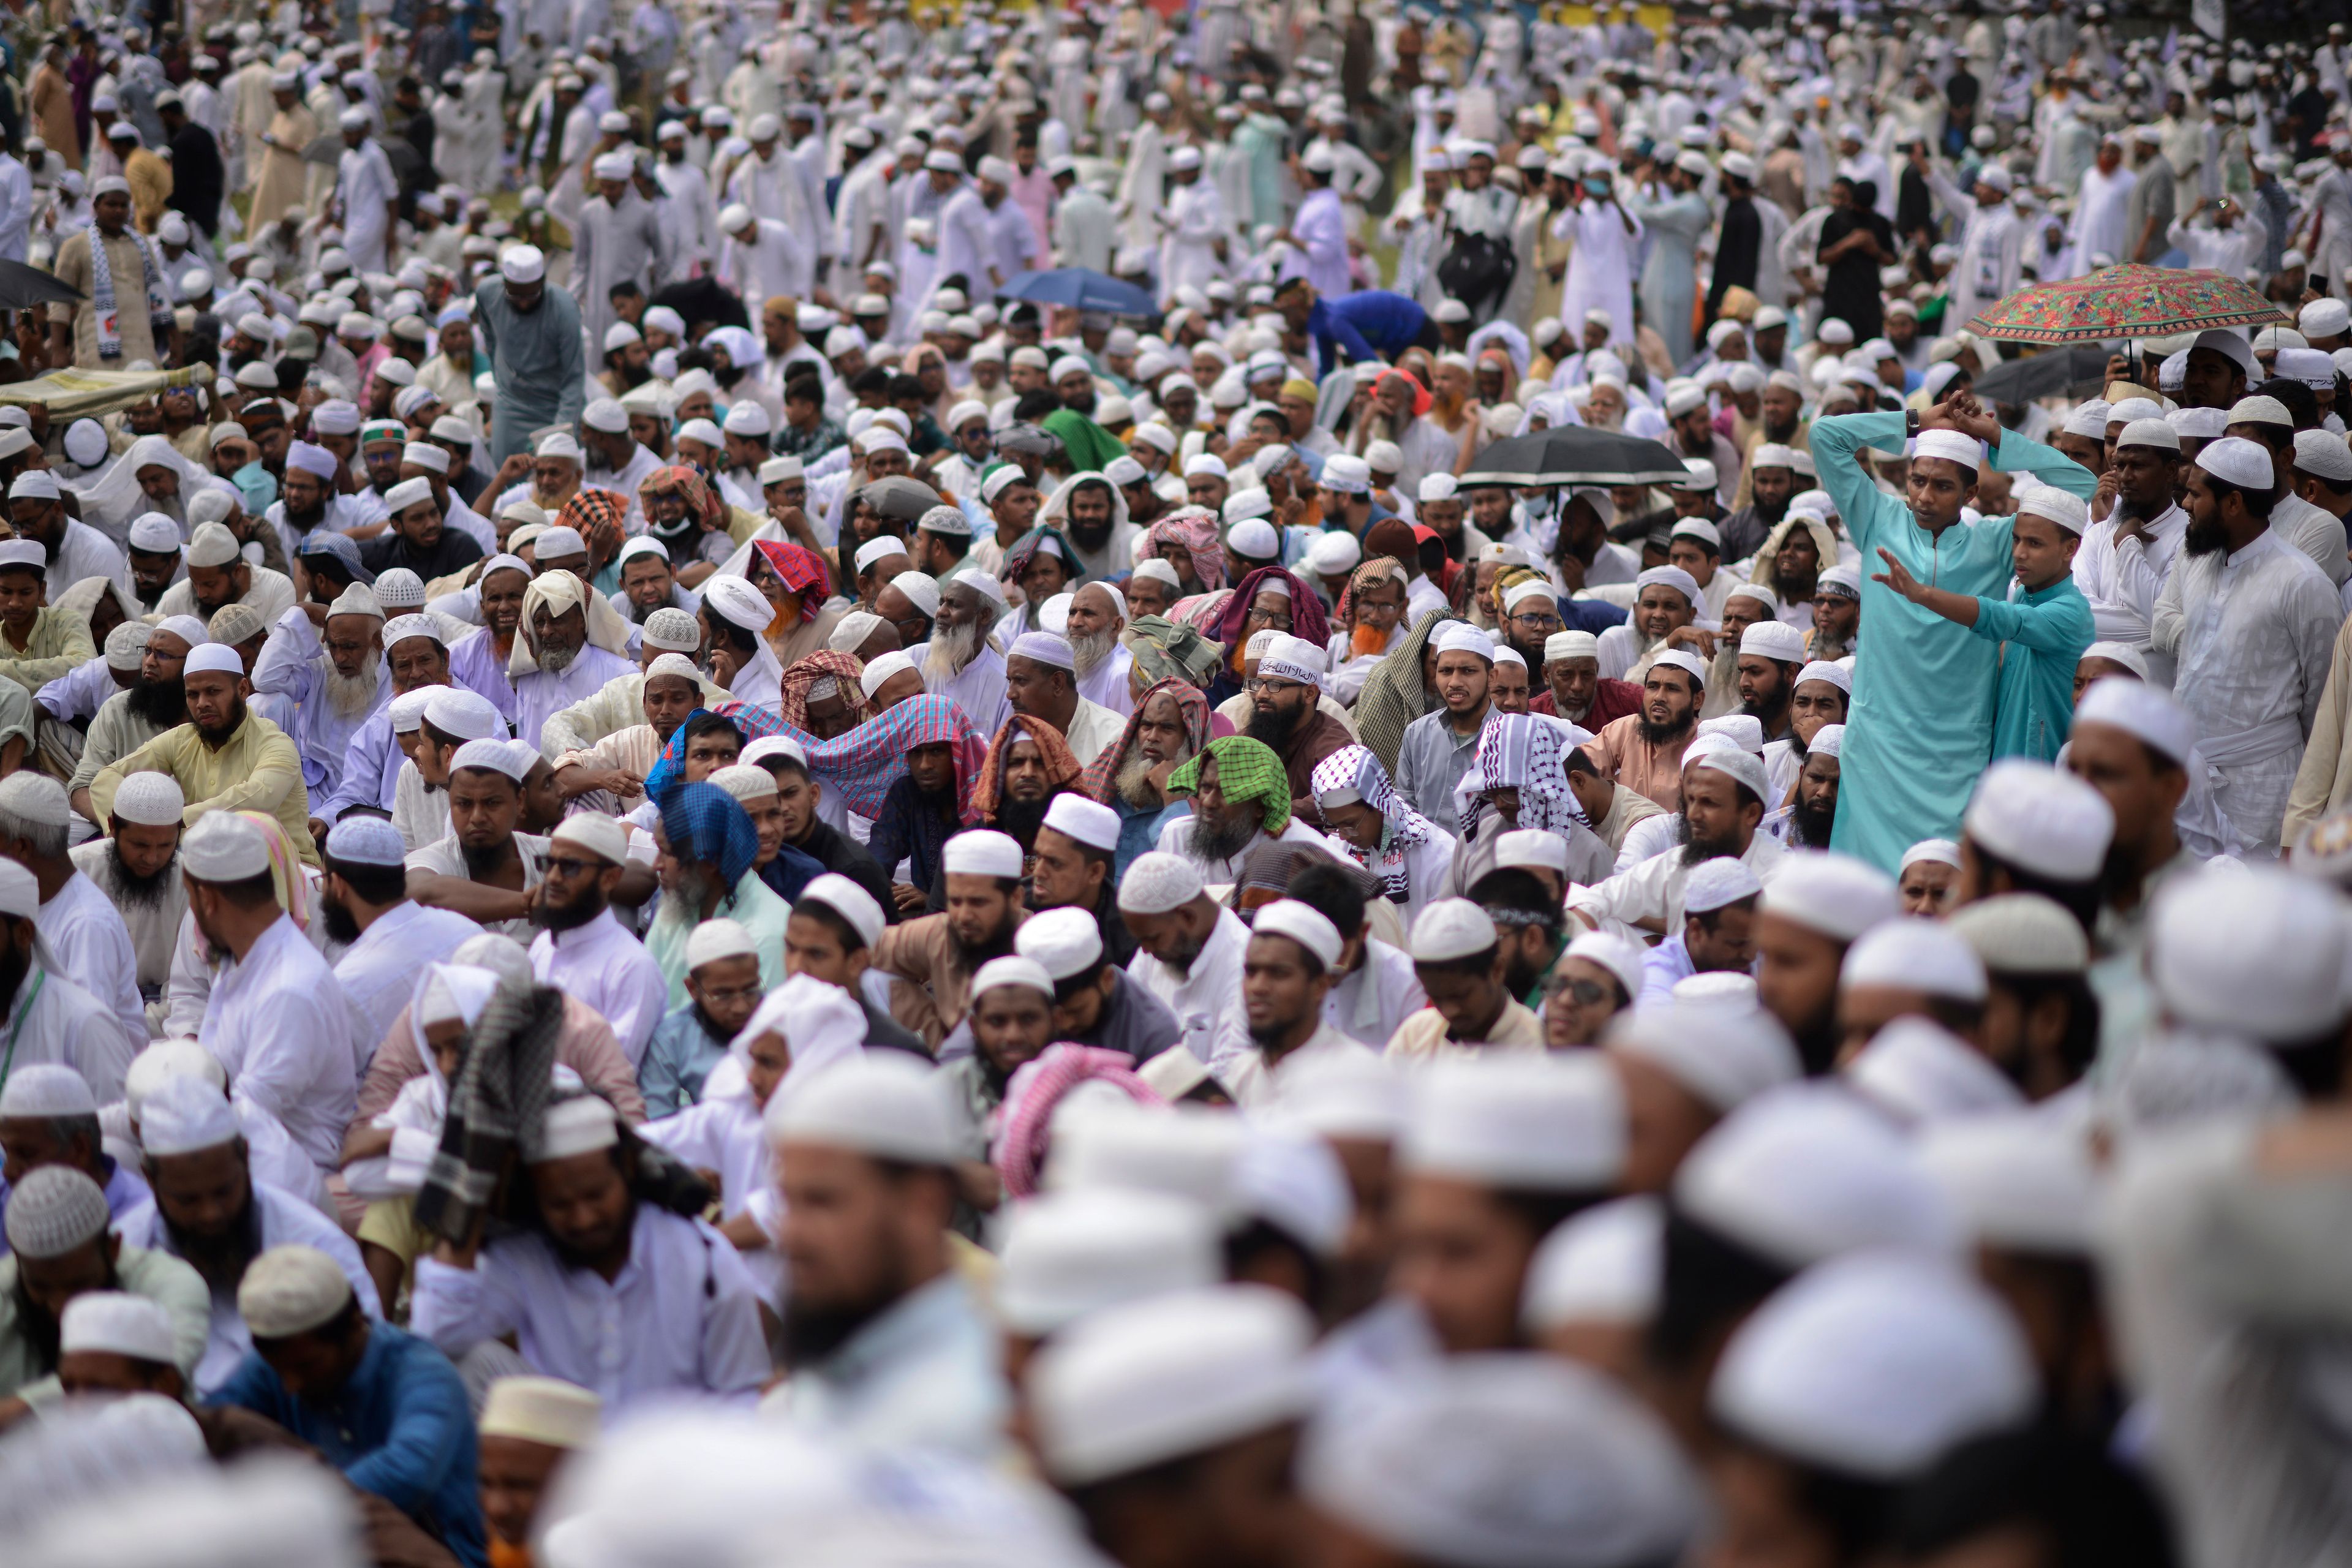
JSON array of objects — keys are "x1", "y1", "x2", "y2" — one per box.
[
  {"x1": 1167, "y1": 734, "x2": 1293, "y2": 835},
  {"x1": 752, "y1": 539, "x2": 833, "y2": 619},
  {"x1": 992, "y1": 1044, "x2": 1166, "y2": 1199},
  {"x1": 645, "y1": 694, "x2": 989, "y2": 823},
  {"x1": 776, "y1": 650, "x2": 869, "y2": 730},
  {"x1": 1457, "y1": 711, "x2": 1593, "y2": 844},
  {"x1": 1308, "y1": 744, "x2": 1438, "y2": 903},
  {"x1": 971, "y1": 713, "x2": 1084, "y2": 821},
  {"x1": 660, "y1": 780, "x2": 762, "y2": 888},
  {"x1": 560, "y1": 487, "x2": 630, "y2": 568},
  {"x1": 1081, "y1": 676, "x2": 1212, "y2": 804}
]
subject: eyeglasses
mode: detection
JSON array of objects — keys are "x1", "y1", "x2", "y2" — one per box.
[
  {"x1": 543, "y1": 855, "x2": 606, "y2": 878},
  {"x1": 1243, "y1": 609, "x2": 1294, "y2": 631},
  {"x1": 696, "y1": 981, "x2": 765, "y2": 1008},
  {"x1": 1245, "y1": 677, "x2": 1309, "y2": 695},
  {"x1": 1548, "y1": 977, "x2": 1613, "y2": 1008},
  {"x1": 1510, "y1": 611, "x2": 1565, "y2": 632}
]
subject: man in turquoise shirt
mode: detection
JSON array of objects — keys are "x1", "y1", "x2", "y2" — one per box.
[
  {"x1": 1872, "y1": 483, "x2": 2097, "y2": 764},
  {"x1": 1813, "y1": 396, "x2": 2097, "y2": 871}
]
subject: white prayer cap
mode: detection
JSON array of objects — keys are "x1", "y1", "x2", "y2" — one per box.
[
  {"x1": 1664, "y1": 383, "x2": 1706, "y2": 417},
  {"x1": 1524, "y1": 1194, "x2": 1662, "y2": 1332},
  {"x1": 971, "y1": 955, "x2": 1055, "y2": 1007},
  {"x1": 1006, "y1": 908, "x2": 1099, "y2": 984},
  {"x1": 138, "y1": 1072, "x2": 243, "y2": 1156},
  {"x1": 451, "y1": 737, "x2": 530, "y2": 782},
  {"x1": 1030, "y1": 1284, "x2": 1316, "y2": 1484},
  {"x1": 1607, "y1": 999, "x2": 1800, "y2": 1116},
  {"x1": 1917, "y1": 1113, "x2": 2098, "y2": 1256},
  {"x1": 1302, "y1": 1352, "x2": 1700, "y2": 1568},
  {"x1": 1271, "y1": 1049, "x2": 1404, "y2": 1142},
  {"x1": 0, "y1": 1062, "x2": 94, "y2": 1120},
  {"x1": 2060, "y1": 400, "x2": 2113, "y2": 438},
  {"x1": 1841, "y1": 918, "x2": 1988, "y2": 1003},
  {"x1": 500, "y1": 244, "x2": 546, "y2": 283},
  {"x1": 2293, "y1": 428, "x2": 2352, "y2": 481},
  {"x1": 176, "y1": 518, "x2": 244, "y2": 571},
  {"x1": 1409, "y1": 897, "x2": 1496, "y2": 962},
  {"x1": 59, "y1": 1291, "x2": 180, "y2": 1365},
  {"x1": 2015, "y1": 485, "x2": 2088, "y2": 535},
  {"x1": 1670, "y1": 518, "x2": 1722, "y2": 552},
  {"x1": 179, "y1": 812, "x2": 271, "y2": 883},
  {"x1": 1681, "y1": 856, "x2": 1762, "y2": 916},
  {"x1": 2071, "y1": 669, "x2": 2195, "y2": 765},
  {"x1": 1722, "y1": 581, "x2": 1779, "y2": 614},
  {"x1": 1674, "y1": 1086, "x2": 1958, "y2": 1268},
  {"x1": 1736, "y1": 619, "x2": 1809, "y2": 666},
  {"x1": 1007, "y1": 630, "x2": 1077, "y2": 671},
  {"x1": 238, "y1": 1243, "x2": 356, "y2": 1337},
  {"x1": 699, "y1": 573, "x2": 773, "y2": 634},
  {"x1": 549, "y1": 811, "x2": 628, "y2": 868},
  {"x1": 2107, "y1": 396, "x2": 2166, "y2": 425},
  {"x1": 1948, "y1": 892, "x2": 2088, "y2": 976},
  {"x1": 1493, "y1": 827, "x2": 1569, "y2": 877},
  {"x1": 950, "y1": 568, "x2": 1007, "y2": 608},
  {"x1": 382, "y1": 614, "x2": 441, "y2": 650},
  {"x1": 1711, "y1": 1251, "x2": 2037, "y2": 1480},
  {"x1": 1685, "y1": 735, "x2": 1768, "y2": 802},
  {"x1": 682, "y1": 918, "x2": 757, "y2": 972},
  {"x1": 479, "y1": 1378, "x2": 601, "y2": 1451},
  {"x1": 380, "y1": 476, "x2": 435, "y2": 517},
  {"x1": 2116, "y1": 415, "x2": 2179, "y2": 451},
  {"x1": 857, "y1": 650, "x2": 918, "y2": 701},
  {"x1": 1563, "y1": 931, "x2": 1644, "y2": 1003},
  {"x1": 2225, "y1": 393, "x2": 2293, "y2": 428},
  {"x1": 1911, "y1": 428, "x2": 1983, "y2": 470},
  {"x1": 123, "y1": 1041, "x2": 226, "y2": 1120},
  {"x1": 1673, "y1": 458, "x2": 1717, "y2": 492},
  {"x1": 996, "y1": 1188, "x2": 1224, "y2": 1335},
  {"x1": 2302, "y1": 297, "x2": 2352, "y2": 337},
  {"x1": 537, "y1": 1095, "x2": 619, "y2": 1163},
  {"x1": 8, "y1": 469, "x2": 59, "y2": 501},
  {"x1": 534, "y1": 429, "x2": 584, "y2": 463},
  {"x1": 1251, "y1": 899, "x2": 1343, "y2": 971},
  {"x1": 722, "y1": 401, "x2": 771, "y2": 437},
  {"x1": 2195, "y1": 434, "x2": 2277, "y2": 490},
  {"x1": 126, "y1": 512, "x2": 183, "y2": 556},
  {"x1": 0, "y1": 770, "x2": 68, "y2": 830},
  {"x1": 942, "y1": 829, "x2": 1023, "y2": 880},
  {"x1": 590, "y1": 150, "x2": 633, "y2": 181},
  {"x1": 1793, "y1": 660, "x2": 1850, "y2": 698},
  {"x1": 768, "y1": 1052, "x2": 960, "y2": 1165},
  {"x1": 5, "y1": 1164, "x2": 111, "y2": 1260},
  {"x1": 707, "y1": 764, "x2": 778, "y2": 805},
  {"x1": 1962, "y1": 758, "x2": 2114, "y2": 883},
  {"x1": 1117, "y1": 851, "x2": 1206, "y2": 915},
  {"x1": 1499, "y1": 580, "x2": 1557, "y2": 614},
  {"x1": 1401, "y1": 1054, "x2": 1625, "y2": 1193},
  {"x1": 1844, "y1": 1016, "x2": 2025, "y2": 1125},
  {"x1": 2150, "y1": 864, "x2": 2350, "y2": 1043},
  {"x1": 853, "y1": 535, "x2": 910, "y2": 573},
  {"x1": 1545, "y1": 630, "x2": 1600, "y2": 663},
  {"x1": 1649, "y1": 647, "x2": 1708, "y2": 689},
  {"x1": 424, "y1": 686, "x2": 502, "y2": 741},
  {"x1": 1433, "y1": 621, "x2": 1495, "y2": 662}
]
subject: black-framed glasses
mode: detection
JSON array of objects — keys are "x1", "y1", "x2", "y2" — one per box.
[
  {"x1": 1548, "y1": 976, "x2": 1612, "y2": 1008},
  {"x1": 1511, "y1": 611, "x2": 1565, "y2": 632},
  {"x1": 543, "y1": 854, "x2": 606, "y2": 878}
]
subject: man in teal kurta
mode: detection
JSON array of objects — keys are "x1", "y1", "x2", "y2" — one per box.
[
  {"x1": 1873, "y1": 483, "x2": 2097, "y2": 765},
  {"x1": 1817, "y1": 400, "x2": 2097, "y2": 871}
]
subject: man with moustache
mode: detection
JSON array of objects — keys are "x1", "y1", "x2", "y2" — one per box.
[
  {"x1": 67, "y1": 771, "x2": 187, "y2": 1018},
  {"x1": 318, "y1": 815, "x2": 482, "y2": 1047},
  {"x1": 1776, "y1": 726, "x2": 1844, "y2": 850},
  {"x1": 252, "y1": 582, "x2": 391, "y2": 802},
  {"x1": 1057, "y1": 472, "x2": 1140, "y2": 586},
  {"x1": 91, "y1": 645, "x2": 318, "y2": 867},
  {"x1": 916, "y1": 573, "x2": 1012, "y2": 739},
  {"x1": 2072, "y1": 417, "x2": 2190, "y2": 687},
  {"x1": 1238, "y1": 633, "x2": 1351, "y2": 810},
  {"x1": 873, "y1": 830, "x2": 1031, "y2": 1050},
  {"x1": 1395, "y1": 622, "x2": 1494, "y2": 835},
  {"x1": 1581, "y1": 651, "x2": 1707, "y2": 811},
  {"x1": 113, "y1": 1074, "x2": 380, "y2": 1395},
  {"x1": 312, "y1": 616, "x2": 457, "y2": 833},
  {"x1": 1064, "y1": 581, "x2": 1134, "y2": 715},
  {"x1": 69, "y1": 615, "x2": 208, "y2": 828}
]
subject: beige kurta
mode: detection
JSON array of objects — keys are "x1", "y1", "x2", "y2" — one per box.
[
  {"x1": 47, "y1": 228, "x2": 171, "y2": 371},
  {"x1": 249, "y1": 102, "x2": 317, "y2": 232},
  {"x1": 29, "y1": 64, "x2": 77, "y2": 168},
  {"x1": 2283, "y1": 614, "x2": 2352, "y2": 846}
]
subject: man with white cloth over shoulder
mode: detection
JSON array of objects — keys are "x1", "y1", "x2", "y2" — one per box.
[{"x1": 2151, "y1": 435, "x2": 2342, "y2": 854}]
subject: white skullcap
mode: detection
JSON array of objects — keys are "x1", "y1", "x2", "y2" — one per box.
[
  {"x1": 1670, "y1": 516, "x2": 1722, "y2": 549},
  {"x1": 1793, "y1": 661, "x2": 1850, "y2": 697},
  {"x1": 1409, "y1": 897, "x2": 1497, "y2": 962},
  {"x1": 2195, "y1": 434, "x2": 2278, "y2": 490},
  {"x1": 853, "y1": 535, "x2": 910, "y2": 573},
  {"x1": 1117, "y1": 851, "x2": 1206, "y2": 915},
  {"x1": 59, "y1": 1291, "x2": 181, "y2": 1365},
  {"x1": 1499, "y1": 580, "x2": 1558, "y2": 615},
  {"x1": 124, "y1": 1041, "x2": 227, "y2": 1121},
  {"x1": 2295, "y1": 429, "x2": 2352, "y2": 484},
  {"x1": 1845, "y1": 1016, "x2": 2026, "y2": 1125},
  {"x1": 1030, "y1": 1285, "x2": 1316, "y2": 1484},
  {"x1": 1684, "y1": 736, "x2": 1768, "y2": 803},
  {"x1": 1649, "y1": 647, "x2": 1708, "y2": 689},
  {"x1": 1911, "y1": 428, "x2": 1983, "y2": 470},
  {"x1": 706, "y1": 764, "x2": 778, "y2": 805},
  {"x1": 382, "y1": 614, "x2": 442, "y2": 650},
  {"x1": 1562, "y1": 931, "x2": 1644, "y2": 1004},
  {"x1": 996, "y1": 1188, "x2": 1224, "y2": 1335},
  {"x1": 1948, "y1": 892, "x2": 2089, "y2": 977},
  {"x1": 2071, "y1": 674, "x2": 2193, "y2": 766},
  {"x1": 183, "y1": 643, "x2": 246, "y2": 679},
  {"x1": 0, "y1": 1063, "x2": 95, "y2": 1120},
  {"x1": 2116, "y1": 415, "x2": 2180, "y2": 453},
  {"x1": 1040, "y1": 794, "x2": 1121, "y2": 853},
  {"x1": 2061, "y1": 401, "x2": 2114, "y2": 439},
  {"x1": 1545, "y1": 630, "x2": 1600, "y2": 663},
  {"x1": 1433, "y1": 621, "x2": 1496, "y2": 660},
  {"x1": 316, "y1": 818, "x2": 402, "y2": 875},
  {"x1": 971, "y1": 955, "x2": 1055, "y2": 1004},
  {"x1": 500, "y1": 244, "x2": 547, "y2": 284},
  {"x1": 857, "y1": 650, "x2": 918, "y2": 700},
  {"x1": 1736, "y1": 619, "x2": 1809, "y2": 666},
  {"x1": 4, "y1": 1164, "x2": 111, "y2": 1259},
  {"x1": 1013, "y1": 908, "x2": 1104, "y2": 982},
  {"x1": 2302, "y1": 298, "x2": 2352, "y2": 337},
  {"x1": 642, "y1": 610, "x2": 701, "y2": 654},
  {"x1": 1251, "y1": 899, "x2": 1343, "y2": 971},
  {"x1": 942, "y1": 829, "x2": 1023, "y2": 879},
  {"x1": 181, "y1": 520, "x2": 243, "y2": 570},
  {"x1": 450, "y1": 737, "x2": 531, "y2": 782},
  {"x1": 1917, "y1": 1114, "x2": 2098, "y2": 1256},
  {"x1": 1841, "y1": 918, "x2": 1989, "y2": 1003},
  {"x1": 1608, "y1": 996, "x2": 1800, "y2": 1115},
  {"x1": 238, "y1": 1243, "x2": 356, "y2": 1337},
  {"x1": 1008, "y1": 630, "x2": 1077, "y2": 671},
  {"x1": 0, "y1": 771, "x2": 67, "y2": 831},
  {"x1": 1711, "y1": 1251, "x2": 2037, "y2": 1480},
  {"x1": 1963, "y1": 758, "x2": 2114, "y2": 883},
  {"x1": 1182, "y1": 453, "x2": 1228, "y2": 480},
  {"x1": 179, "y1": 811, "x2": 271, "y2": 883},
  {"x1": 2150, "y1": 865, "x2": 2350, "y2": 1043},
  {"x1": 767, "y1": 1052, "x2": 960, "y2": 1165},
  {"x1": 1524, "y1": 1195, "x2": 1662, "y2": 1330},
  {"x1": 1493, "y1": 827, "x2": 1569, "y2": 878},
  {"x1": 2226, "y1": 393, "x2": 2294, "y2": 428},
  {"x1": 479, "y1": 1377, "x2": 601, "y2": 1451},
  {"x1": 1675, "y1": 1086, "x2": 1957, "y2": 1268},
  {"x1": 548, "y1": 812, "x2": 629, "y2": 867},
  {"x1": 1272, "y1": 1049, "x2": 1404, "y2": 1142},
  {"x1": 424, "y1": 686, "x2": 502, "y2": 741},
  {"x1": 126, "y1": 512, "x2": 183, "y2": 555},
  {"x1": 681, "y1": 917, "x2": 757, "y2": 972},
  {"x1": 2015, "y1": 486, "x2": 2089, "y2": 535},
  {"x1": 1681, "y1": 856, "x2": 1762, "y2": 916},
  {"x1": 1401, "y1": 1054, "x2": 1624, "y2": 1192},
  {"x1": 538, "y1": 1096, "x2": 619, "y2": 1163},
  {"x1": 137, "y1": 1071, "x2": 245, "y2": 1157},
  {"x1": 1302, "y1": 1353, "x2": 1699, "y2": 1568},
  {"x1": 797, "y1": 873, "x2": 885, "y2": 949}
]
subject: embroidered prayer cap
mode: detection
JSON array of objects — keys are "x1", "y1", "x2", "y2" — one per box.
[
  {"x1": 479, "y1": 1377, "x2": 601, "y2": 1450},
  {"x1": 0, "y1": 1063, "x2": 95, "y2": 1118},
  {"x1": 238, "y1": 1243, "x2": 355, "y2": 1337},
  {"x1": 768, "y1": 1052, "x2": 962, "y2": 1166},
  {"x1": 1401, "y1": 1053, "x2": 1626, "y2": 1192},
  {"x1": 1607, "y1": 998, "x2": 1800, "y2": 1116},
  {"x1": 1962, "y1": 758, "x2": 2114, "y2": 883},
  {"x1": 1117, "y1": 851, "x2": 1205, "y2": 916},
  {"x1": 321, "y1": 815, "x2": 404, "y2": 869},
  {"x1": 549, "y1": 812, "x2": 628, "y2": 867},
  {"x1": 643, "y1": 608, "x2": 701, "y2": 652},
  {"x1": 1523, "y1": 1195, "x2": 1662, "y2": 1331},
  {"x1": 2293, "y1": 428, "x2": 2352, "y2": 481},
  {"x1": 0, "y1": 771, "x2": 69, "y2": 830},
  {"x1": 179, "y1": 812, "x2": 271, "y2": 883},
  {"x1": 1257, "y1": 634, "x2": 1325, "y2": 688},
  {"x1": 707, "y1": 763, "x2": 778, "y2": 804},
  {"x1": 138, "y1": 1071, "x2": 243, "y2": 1156}
]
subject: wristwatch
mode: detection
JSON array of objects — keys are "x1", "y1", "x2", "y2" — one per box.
[{"x1": 1905, "y1": 408, "x2": 1921, "y2": 439}]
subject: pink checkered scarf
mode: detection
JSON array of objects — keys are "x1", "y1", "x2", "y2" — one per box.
[{"x1": 990, "y1": 1044, "x2": 1167, "y2": 1199}]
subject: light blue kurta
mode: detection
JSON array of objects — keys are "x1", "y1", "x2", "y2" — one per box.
[
  {"x1": 1815, "y1": 413, "x2": 2095, "y2": 871},
  {"x1": 1975, "y1": 575, "x2": 2095, "y2": 764}
]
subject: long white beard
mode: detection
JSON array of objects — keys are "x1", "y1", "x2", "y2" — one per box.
[
  {"x1": 324, "y1": 650, "x2": 381, "y2": 717},
  {"x1": 924, "y1": 619, "x2": 983, "y2": 681},
  {"x1": 1069, "y1": 626, "x2": 1117, "y2": 679}
]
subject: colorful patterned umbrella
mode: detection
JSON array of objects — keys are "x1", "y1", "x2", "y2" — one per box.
[{"x1": 1965, "y1": 265, "x2": 2291, "y2": 343}]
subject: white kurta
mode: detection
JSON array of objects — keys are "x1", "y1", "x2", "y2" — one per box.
[
  {"x1": 331, "y1": 900, "x2": 484, "y2": 1061},
  {"x1": 2071, "y1": 505, "x2": 2187, "y2": 683},
  {"x1": 34, "y1": 871, "x2": 146, "y2": 1054},
  {"x1": 2068, "y1": 164, "x2": 2136, "y2": 274},
  {"x1": 336, "y1": 138, "x2": 401, "y2": 274},
  {"x1": 1125, "y1": 901, "x2": 1250, "y2": 1065},
  {"x1": 2153, "y1": 528, "x2": 2342, "y2": 853},
  {"x1": 717, "y1": 217, "x2": 809, "y2": 308},
  {"x1": 197, "y1": 916, "x2": 361, "y2": 1172},
  {"x1": 914, "y1": 640, "x2": 1009, "y2": 739},
  {"x1": 1158, "y1": 178, "x2": 1228, "y2": 304},
  {"x1": 528, "y1": 907, "x2": 670, "y2": 1066}
]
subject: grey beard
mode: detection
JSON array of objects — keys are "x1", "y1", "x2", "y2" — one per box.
[
  {"x1": 924, "y1": 619, "x2": 984, "y2": 680},
  {"x1": 537, "y1": 638, "x2": 582, "y2": 674},
  {"x1": 148, "y1": 492, "x2": 187, "y2": 528},
  {"x1": 1115, "y1": 754, "x2": 1165, "y2": 809},
  {"x1": 323, "y1": 650, "x2": 382, "y2": 717},
  {"x1": 1069, "y1": 626, "x2": 1116, "y2": 679}
]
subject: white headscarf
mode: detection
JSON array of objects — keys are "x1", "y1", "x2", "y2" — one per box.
[
  {"x1": 702, "y1": 973, "x2": 867, "y2": 1107},
  {"x1": 508, "y1": 567, "x2": 636, "y2": 676},
  {"x1": 68, "y1": 434, "x2": 236, "y2": 549}
]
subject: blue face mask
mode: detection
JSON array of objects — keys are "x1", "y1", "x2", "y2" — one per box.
[
  {"x1": 1586, "y1": 179, "x2": 1611, "y2": 199},
  {"x1": 233, "y1": 461, "x2": 277, "y2": 514}
]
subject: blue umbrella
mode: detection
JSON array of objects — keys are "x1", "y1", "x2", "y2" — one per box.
[{"x1": 995, "y1": 268, "x2": 1158, "y2": 317}]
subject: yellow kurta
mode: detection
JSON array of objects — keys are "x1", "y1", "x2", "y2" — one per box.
[
  {"x1": 249, "y1": 103, "x2": 317, "y2": 232},
  {"x1": 0, "y1": 607, "x2": 95, "y2": 692},
  {"x1": 125, "y1": 148, "x2": 173, "y2": 233},
  {"x1": 89, "y1": 710, "x2": 317, "y2": 865}
]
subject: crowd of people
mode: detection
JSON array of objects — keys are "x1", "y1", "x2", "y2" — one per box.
[{"x1": 6, "y1": 1, "x2": 2352, "y2": 1566}]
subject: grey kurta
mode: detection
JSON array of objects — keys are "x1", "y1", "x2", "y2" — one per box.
[
  {"x1": 473, "y1": 274, "x2": 590, "y2": 466},
  {"x1": 570, "y1": 188, "x2": 665, "y2": 349}
]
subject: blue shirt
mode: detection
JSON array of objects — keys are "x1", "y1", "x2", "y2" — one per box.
[
  {"x1": 640, "y1": 999, "x2": 733, "y2": 1117},
  {"x1": 1311, "y1": 292, "x2": 1431, "y2": 377},
  {"x1": 1974, "y1": 573, "x2": 2095, "y2": 763},
  {"x1": 208, "y1": 1322, "x2": 484, "y2": 1568}
]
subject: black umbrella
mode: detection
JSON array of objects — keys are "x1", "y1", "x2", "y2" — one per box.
[
  {"x1": 1969, "y1": 344, "x2": 2114, "y2": 406},
  {"x1": 1459, "y1": 425, "x2": 1694, "y2": 488},
  {"x1": 0, "y1": 259, "x2": 82, "y2": 311}
]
